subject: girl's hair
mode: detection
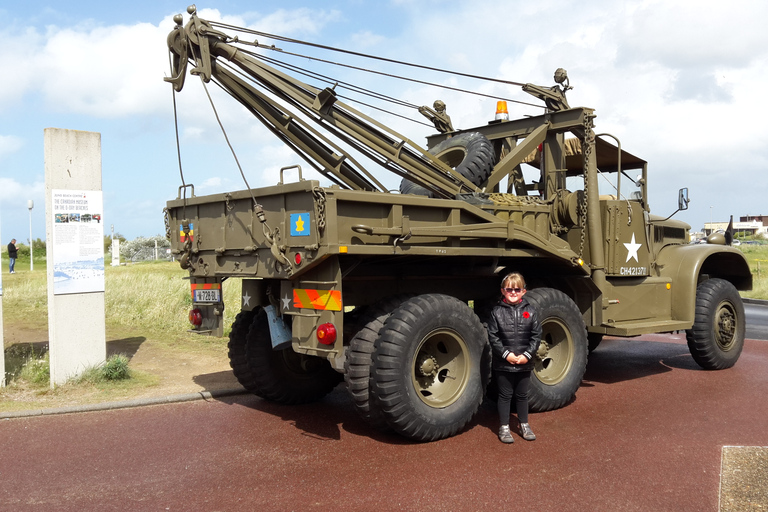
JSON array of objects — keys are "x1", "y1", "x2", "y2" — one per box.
[{"x1": 501, "y1": 272, "x2": 526, "y2": 289}]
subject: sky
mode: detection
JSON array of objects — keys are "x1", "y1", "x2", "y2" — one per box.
[{"x1": 1, "y1": 0, "x2": 767, "y2": 243}]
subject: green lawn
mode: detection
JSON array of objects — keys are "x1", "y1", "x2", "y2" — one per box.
[{"x1": 2, "y1": 259, "x2": 241, "y2": 339}]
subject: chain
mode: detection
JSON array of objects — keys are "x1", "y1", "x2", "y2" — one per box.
[
  {"x1": 163, "y1": 207, "x2": 172, "y2": 240},
  {"x1": 487, "y1": 193, "x2": 548, "y2": 207},
  {"x1": 578, "y1": 116, "x2": 595, "y2": 263},
  {"x1": 313, "y1": 187, "x2": 327, "y2": 234}
]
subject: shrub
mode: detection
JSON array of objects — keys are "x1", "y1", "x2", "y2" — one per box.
[
  {"x1": 102, "y1": 354, "x2": 131, "y2": 381},
  {"x1": 115, "y1": 235, "x2": 171, "y2": 262},
  {"x1": 75, "y1": 354, "x2": 132, "y2": 384},
  {"x1": 18, "y1": 352, "x2": 51, "y2": 385}
]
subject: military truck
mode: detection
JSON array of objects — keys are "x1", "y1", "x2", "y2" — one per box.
[{"x1": 163, "y1": 6, "x2": 751, "y2": 441}]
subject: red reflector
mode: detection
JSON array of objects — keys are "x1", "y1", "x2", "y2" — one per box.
[
  {"x1": 294, "y1": 252, "x2": 302, "y2": 266},
  {"x1": 316, "y1": 323, "x2": 337, "y2": 345},
  {"x1": 189, "y1": 308, "x2": 203, "y2": 327}
]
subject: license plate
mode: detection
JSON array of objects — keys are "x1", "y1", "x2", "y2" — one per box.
[{"x1": 194, "y1": 289, "x2": 221, "y2": 303}]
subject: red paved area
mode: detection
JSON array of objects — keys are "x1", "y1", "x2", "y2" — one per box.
[{"x1": 1, "y1": 333, "x2": 766, "y2": 511}]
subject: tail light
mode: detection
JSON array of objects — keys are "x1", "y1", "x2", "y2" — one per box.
[
  {"x1": 189, "y1": 308, "x2": 203, "y2": 327},
  {"x1": 316, "y1": 323, "x2": 337, "y2": 345}
]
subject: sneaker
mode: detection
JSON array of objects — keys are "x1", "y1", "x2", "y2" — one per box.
[
  {"x1": 520, "y1": 422, "x2": 536, "y2": 441},
  {"x1": 498, "y1": 425, "x2": 514, "y2": 444}
]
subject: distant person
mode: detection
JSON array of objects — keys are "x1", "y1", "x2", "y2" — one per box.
[
  {"x1": 486, "y1": 272, "x2": 542, "y2": 443},
  {"x1": 7, "y1": 238, "x2": 17, "y2": 273}
]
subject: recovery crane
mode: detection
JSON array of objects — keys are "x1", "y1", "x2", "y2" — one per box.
[{"x1": 163, "y1": 6, "x2": 751, "y2": 441}]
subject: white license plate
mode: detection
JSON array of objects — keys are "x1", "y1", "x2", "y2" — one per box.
[{"x1": 194, "y1": 289, "x2": 221, "y2": 302}]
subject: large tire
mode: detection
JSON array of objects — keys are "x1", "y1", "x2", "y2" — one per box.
[
  {"x1": 371, "y1": 294, "x2": 491, "y2": 442},
  {"x1": 399, "y1": 132, "x2": 495, "y2": 196},
  {"x1": 227, "y1": 309, "x2": 259, "y2": 392},
  {"x1": 344, "y1": 295, "x2": 412, "y2": 431},
  {"x1": 524, "y1": 288, "x2": 588, "y2": 412},
  {"x1": 245, "y1": 307, "x2": 342, "y2": 404},
  {"x1": 685, "y1": 278, "x2": 745, "y2": 370}
]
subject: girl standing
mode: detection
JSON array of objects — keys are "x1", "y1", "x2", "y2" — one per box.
[{"x1": 486, "y1": 272, "x2": 541, "y2": 443}]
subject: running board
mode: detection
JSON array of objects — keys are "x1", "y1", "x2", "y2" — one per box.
[{"x1": 596, "y1": 320, "x2": 691, "y2": 337}]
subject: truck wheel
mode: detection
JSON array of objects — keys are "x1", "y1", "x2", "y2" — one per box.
[
  {"x1": 399, "y1": 132, "x2": 495, "y2": 196},
  {"x1": 227, "y1": 309, "x2": 259, "y2": 392},
  {"x1": 686, "y1": 278, "x2": 745, "y2": 370},
  {"x1": 524, "y1": 288, "x2": 588, "y2": 412},
  {"x1": 344, "y1": 295, "x2": 412, "y2": 431},
  {"x1": 371, "y1": 294, "x2": 491, "y2": 441},
  {"x1": 245, "y1": 307, "x2": 342, "y2": 404}
]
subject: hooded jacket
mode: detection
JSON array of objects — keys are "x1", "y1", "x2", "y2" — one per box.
[{"x1": 486, "y1": 297, "x2": 542, "y2": 372}]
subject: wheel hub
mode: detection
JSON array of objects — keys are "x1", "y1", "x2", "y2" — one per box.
[
  {"x1": 536, "y1": 340, "x2": 550, "y2": 359},
  {"x1": 416, "y1": 354, "x2": 439, "y2": 378},
  {"x1": 716, "y1": 307, "x2": 736, "y2": 345}
]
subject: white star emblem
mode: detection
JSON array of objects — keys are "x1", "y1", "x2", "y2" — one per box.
[
  {"x1": 242, "y1": 292, "x2": 251, "y2": 307},
  {"x1": 624, "y1": 233, "x2": 641, "y2": 263},
  {"x1": 281, "y1": 294, "x2": 292, "y2": 310}
]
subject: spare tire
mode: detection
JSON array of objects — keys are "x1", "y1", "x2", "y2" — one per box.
[{"x1": 399, "y1": 132, "x2": 495, "y2": 196}]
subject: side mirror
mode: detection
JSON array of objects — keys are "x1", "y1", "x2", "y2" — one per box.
[{"x1": 661, "y1": 187, "x2": 690, "y2": 221}]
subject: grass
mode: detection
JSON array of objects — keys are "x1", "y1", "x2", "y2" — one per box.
[
  {"x1": 733, "y1": 244, "x2": 768, "y2": 299},
  {"x1": 74, "y1": 354, "x2": 132, "y2": 383},
  {"x1": 2, "y1": 259, "x2": 241, "y2": 340}
]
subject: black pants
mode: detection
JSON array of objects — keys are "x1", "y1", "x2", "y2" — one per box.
[{"x1": 496, "y1": 370, "x2": 531, "y2": 425}]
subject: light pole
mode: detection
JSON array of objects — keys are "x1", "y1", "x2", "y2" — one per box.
[{"x1": 27, "y1": 200, "x2": 34, "y2": 271}]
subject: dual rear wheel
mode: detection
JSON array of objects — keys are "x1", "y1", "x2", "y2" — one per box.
[{"x1": 227, "y1": 308, "x2": 341, "y2": 405}]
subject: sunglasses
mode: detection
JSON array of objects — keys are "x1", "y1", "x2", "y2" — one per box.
[{"x1": 503, "y1": 287, "x2": 525, "y2": 294}]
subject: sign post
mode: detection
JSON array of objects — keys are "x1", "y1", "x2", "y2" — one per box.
[{"x1": 44, "y1": 128, "x2": 106, "y2": 387}]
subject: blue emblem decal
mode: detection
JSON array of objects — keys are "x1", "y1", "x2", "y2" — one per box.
[{"x1": 290, "y1": 213, "x2": 310, "y2": 236}]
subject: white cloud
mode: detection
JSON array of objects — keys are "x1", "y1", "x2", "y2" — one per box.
[
  {"x1": 0, "y1": 26, "x2": 43, "y2": 112},
  {"x1": 0, "y1": 176, "x2": 44, "y2": 205},
  {"x1": 246, "y1": 8, "x2": 342, "y2": 36},
  {"x1": 36, "y1": 20, "x2": 174, "y2": 117},
  {"x1": 0, "y1": 135, "x2": 24, "y2": 157}
]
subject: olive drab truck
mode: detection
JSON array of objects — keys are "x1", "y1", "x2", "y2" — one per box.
[{"x1": 163, "y1": 6, "x2": 752, "y2": 441}]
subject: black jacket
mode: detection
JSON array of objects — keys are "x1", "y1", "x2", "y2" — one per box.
[
  {"x1": 486, "y1": 297, "x2": 542, "y2": 372},
  {"x1": 7, "y1": 243, "x2": 17, "y2": 259}
]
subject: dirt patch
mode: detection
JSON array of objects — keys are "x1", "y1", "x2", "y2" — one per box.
[{"x1": 1, "y1": 322, "x2": 243, "y2": 412}]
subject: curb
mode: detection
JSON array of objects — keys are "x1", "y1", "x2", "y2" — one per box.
[
  {"x1": 743, "y1": 298, "x2": 768, "y2": 305},
  {"x1": 0, "y1": 387, "x2": 249, "y2": 420}
]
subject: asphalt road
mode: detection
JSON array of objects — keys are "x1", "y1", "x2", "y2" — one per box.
[
  {"x1": 2, "y1": 332, "x2": 767, "y2": 511},
  {"x1": 746, "y1": 302, "x2": 768, "y2": 340}
]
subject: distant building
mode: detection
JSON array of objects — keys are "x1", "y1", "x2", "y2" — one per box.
[
  {"x1": 740, "y1": 215, "x2": 768, "y2": 226},
  {"x1": 703, "y1": 218, "x2": 768, "y2": 238}
]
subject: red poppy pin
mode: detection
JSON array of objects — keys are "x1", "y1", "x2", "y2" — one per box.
[{"x1": 523, "y1": 311, "x2": 530, "y2": 319}]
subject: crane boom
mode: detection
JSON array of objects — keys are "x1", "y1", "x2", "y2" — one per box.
[{"x1": 165, "y1": 7, "x2": 481, "y2": 198}]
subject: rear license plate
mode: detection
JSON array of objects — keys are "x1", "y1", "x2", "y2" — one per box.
[{"x1": 194, "y1": 289, "x2": 221, "y2": 303}]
